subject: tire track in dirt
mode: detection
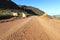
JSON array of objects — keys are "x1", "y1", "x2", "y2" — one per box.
[
  {"x1": 37, "y1": 16, "x2": 60, "y2": 40},
  {"x1": 0, "y1": 17, "x2": 32, "y2": 40},
  {"x1": 4, "y1": 16, "x2": 50, "y2": 40},
  {"x1": 0, "y1": 16, "x2": 60, "y2": 40}
]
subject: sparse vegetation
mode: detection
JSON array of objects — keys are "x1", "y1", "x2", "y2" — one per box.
[
  {"x1": 56, "y1": 18, "x2": 60, "y2": 20},
  {"x1": 0, "y1": 9, "x2": 28, "y2": 20}
]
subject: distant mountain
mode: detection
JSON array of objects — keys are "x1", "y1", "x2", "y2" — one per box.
[
  {"x1": 18, "y1": 5, "x2": 45, "y2": 15},
  {"x1": 53, "y1": 15, "x2": 60, "y2": 18},
  {"x1": 52, "y1": 15, "x2": 60, "y2": 20}
]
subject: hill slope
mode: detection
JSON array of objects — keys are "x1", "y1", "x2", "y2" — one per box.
[{"x1": 0, "y1": 0, "x2": 45, "y2": 16}]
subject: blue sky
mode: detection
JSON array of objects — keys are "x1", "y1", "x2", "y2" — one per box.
[{"x1": 12, "y1": 0, "x2": 60, "y2": 15}]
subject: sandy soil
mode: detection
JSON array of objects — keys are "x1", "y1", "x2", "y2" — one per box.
[{"x1": 0, "y1": 16, "x2": 60, "y2": 40}]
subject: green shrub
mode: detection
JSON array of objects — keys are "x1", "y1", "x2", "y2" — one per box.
[{"x1": 0, "y1": 9, "x2": 23, "y2": 19}]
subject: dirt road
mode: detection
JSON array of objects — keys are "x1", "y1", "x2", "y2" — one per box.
[{"x1": 0, "y1": 16, "x2": 60, "y2": 40}]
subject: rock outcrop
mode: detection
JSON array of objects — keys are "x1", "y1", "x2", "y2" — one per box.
[
  {"x1": 0, "y1": 0, "x2": 20, "y2": 9},
  {"x1": 19, "y1": 5, "x2": 45, "y2": 15}
]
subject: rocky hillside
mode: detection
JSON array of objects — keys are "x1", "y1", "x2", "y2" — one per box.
[
  {"x1": 0, "y1": 0, "x2": 45, "y2": 16},
  {"x1": 0, "y1": 0, "x2": 45, "y2": 21}
]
